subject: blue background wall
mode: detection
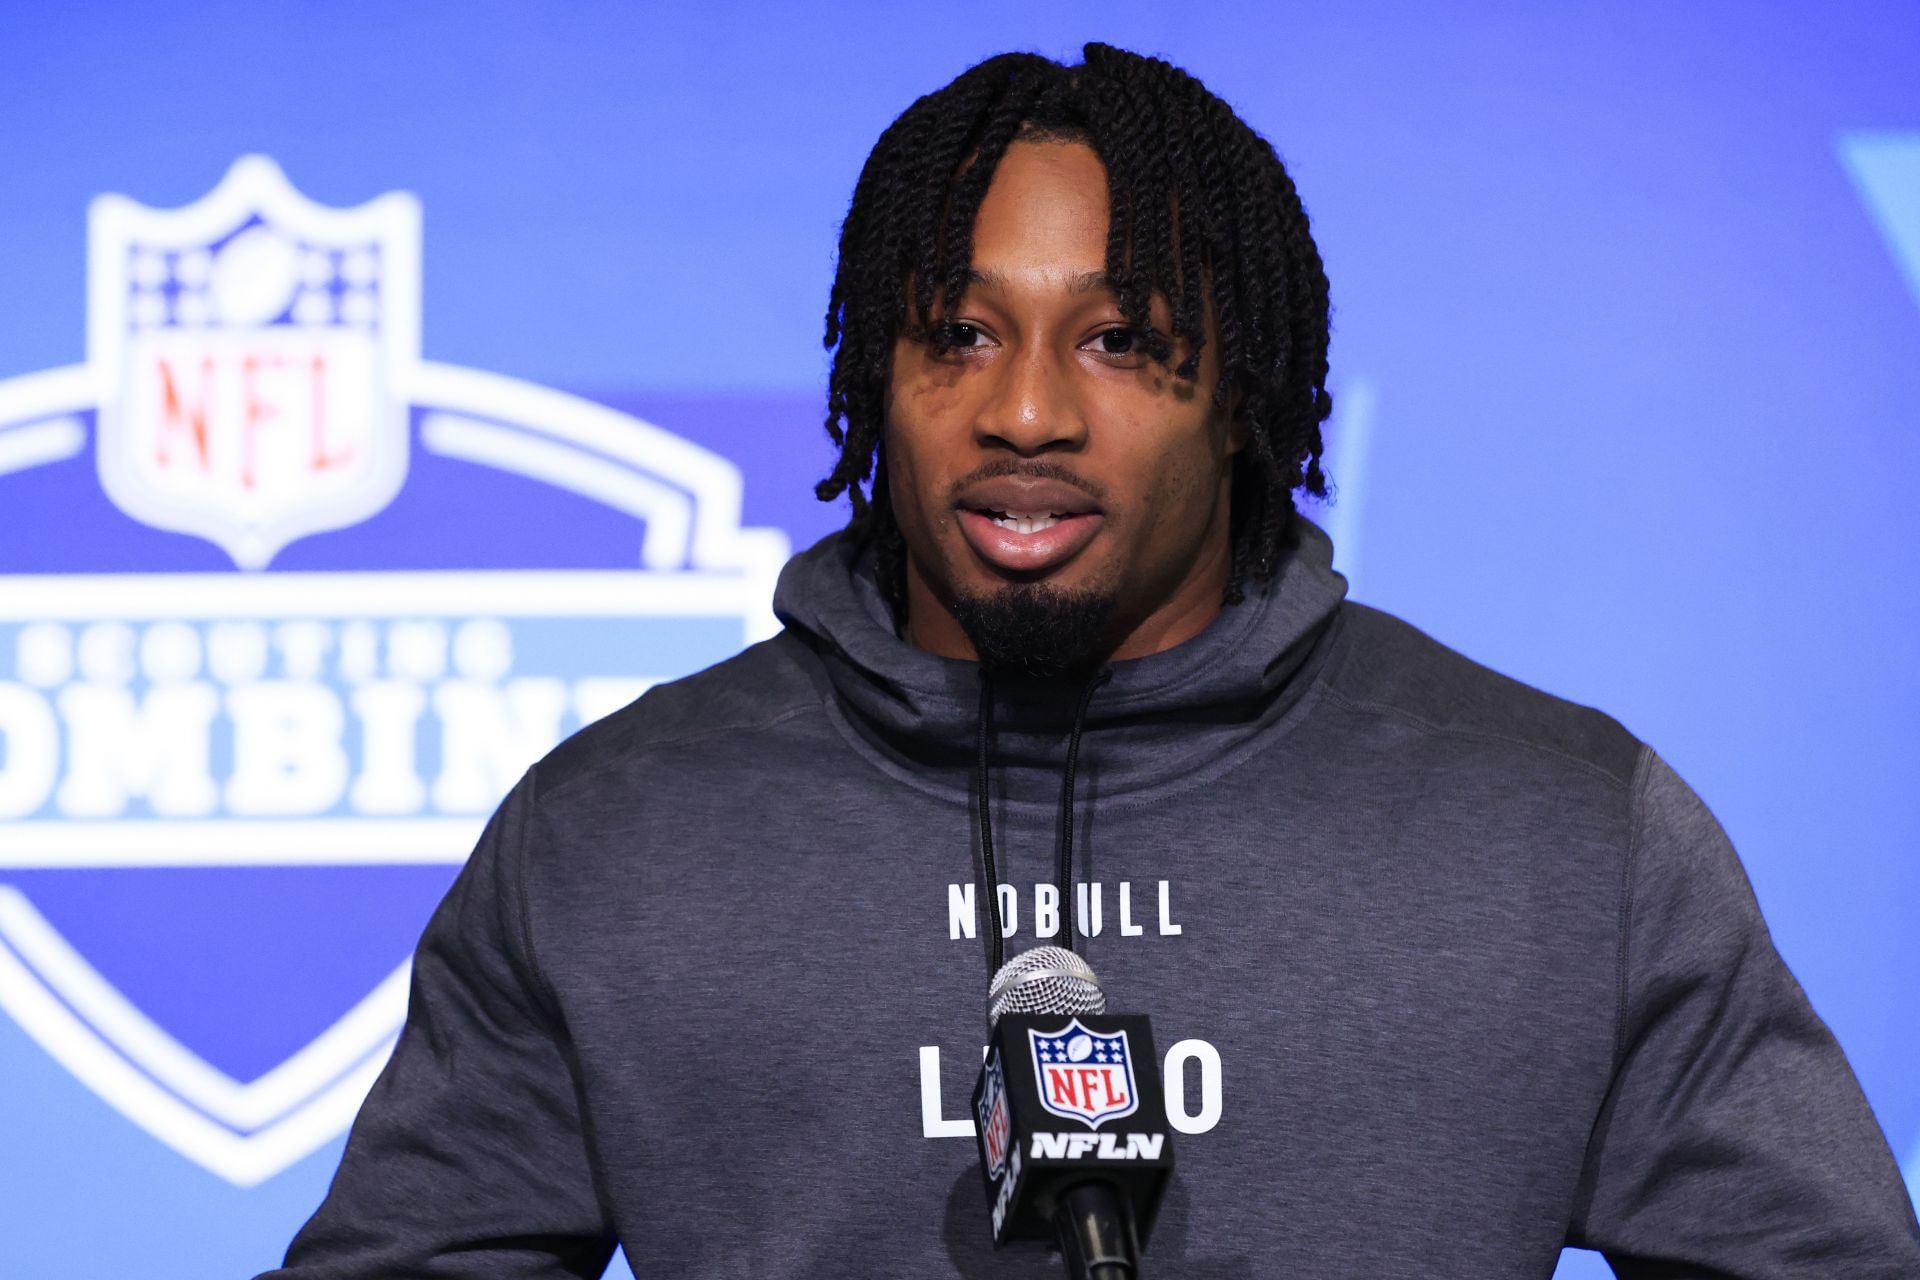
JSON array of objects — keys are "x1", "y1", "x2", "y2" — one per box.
[{"x1": 0, "y1": 3, "x2": 1915, "y2": 1275}]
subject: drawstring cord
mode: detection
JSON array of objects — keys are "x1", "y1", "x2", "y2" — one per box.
[
  {"x1": 1053, "y1": 668, "x2": 1113, "y2": 957},
  {"x1": 973, "y1": 666, "x2": 1114, "y2": 975},
  {"x1": 975, "y1": 672, "x2": 1004, "y2": 974}
]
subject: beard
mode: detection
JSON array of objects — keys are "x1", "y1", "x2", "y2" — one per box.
[{"x1": 948, "y1": 581, "x2": 1118, "y2": 678}]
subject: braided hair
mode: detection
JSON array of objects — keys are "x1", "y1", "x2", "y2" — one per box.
[{"x1": 817, "y1": 43, "x2": 1332, "y2": 609}]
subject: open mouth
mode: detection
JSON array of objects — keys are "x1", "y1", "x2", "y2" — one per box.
[
  {"x1": 951, "y1": 473, "x2": 1106, "y2": 574},
  {"x1": 975, "y1": 508, "x2": 1082, "y2": 535},
  {"x1": 955, "y1": 506, "x2": 1104, "y2": 574}
]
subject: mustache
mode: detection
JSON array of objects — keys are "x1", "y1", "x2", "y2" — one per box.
[{"x1": 946, "y1": 459, "x2": 1108, "y2": 505}]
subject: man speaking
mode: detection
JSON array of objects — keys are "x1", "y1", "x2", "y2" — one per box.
[{"x1": 261, "y1": 44, "x2": 1920, "y2": 1277}]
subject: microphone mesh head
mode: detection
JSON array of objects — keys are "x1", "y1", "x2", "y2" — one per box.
[{"x1": 987, "y1": 946, "x2": 1106, "y2": 1027}]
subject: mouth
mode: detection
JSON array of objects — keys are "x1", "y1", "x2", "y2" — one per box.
[
  {"x1": 951, "y1": 473, "x2": 1106, "y2": 575},
  {"x1": 955, "y1": 505, "x2": 1105, "y2": 575}
]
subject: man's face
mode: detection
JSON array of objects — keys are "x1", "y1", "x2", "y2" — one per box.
[{"x1": 885, "y1": 139, "x2": 1239, "y2": 668}]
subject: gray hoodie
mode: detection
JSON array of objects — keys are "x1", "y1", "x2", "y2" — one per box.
[{"x1": 266, "y1": 520, "x2": 1920, "y2": 1278}]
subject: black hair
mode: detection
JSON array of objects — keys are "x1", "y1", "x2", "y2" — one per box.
[{"x1": 816, "y1": 42, "x2": 1332, "y2": 610}]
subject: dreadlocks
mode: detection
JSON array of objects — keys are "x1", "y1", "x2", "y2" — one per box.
[{"x1": 817, "y1": 43, "x2": 1332, "y2": 610}]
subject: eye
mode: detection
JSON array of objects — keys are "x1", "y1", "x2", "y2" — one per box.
[
  {"x1": 936, "y1": 321, "x2": 984, "y2": 349},
  {"x1": 1090, "y1": 326, "x2": 1152, "y2": 357}
]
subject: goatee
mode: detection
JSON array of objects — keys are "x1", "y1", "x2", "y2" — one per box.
[{"x1": 949, "y1": 582, "x2": 1116, "y2": 678}]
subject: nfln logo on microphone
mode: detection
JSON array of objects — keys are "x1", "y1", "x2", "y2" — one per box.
[{"x1": 0, "y1": 157, "x2": 786, "y2": 1187}]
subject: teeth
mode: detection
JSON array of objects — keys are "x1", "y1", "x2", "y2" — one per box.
[{"x1": 991, "y1": 512, "x2": 1063, "y2": 535}]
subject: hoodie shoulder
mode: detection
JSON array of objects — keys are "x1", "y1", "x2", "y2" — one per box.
[
  {"x1": 1324, "y1": 602, "x2": 1642, "y2": 790},
  {"x1": 531, "y1": 631, "x2": 826, "y2": 804}
]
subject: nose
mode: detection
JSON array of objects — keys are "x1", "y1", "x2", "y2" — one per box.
[{"x1": 972, "y1": 344, "x2": 1088, "y2": 456}]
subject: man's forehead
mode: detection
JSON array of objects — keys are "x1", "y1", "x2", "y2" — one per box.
[{"x1": 957, "y1": 267, "x2": 1120, "y2": 298}]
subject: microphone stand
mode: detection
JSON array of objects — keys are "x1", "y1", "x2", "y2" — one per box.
[{"x1": 1054, "y1": 1181, "x2": 1140, "y2": 1279}]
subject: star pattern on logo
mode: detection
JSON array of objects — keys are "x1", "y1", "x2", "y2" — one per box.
[
  {"x1": 1031, "y1": 1030, "x2": 1129, "y2": 1066},
  {"x1": 126, "y1": 229, "x2": 382, "y2": 333}
]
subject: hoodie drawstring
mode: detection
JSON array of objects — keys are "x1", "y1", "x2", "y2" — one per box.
[
  {"x1": 973, "y1": 666, "x2": 1114, "y2": 976},
  {"x1": 974, "y1": 672, "x2": 1004, "y2": 974},
  {"x1": 1053, "y1": 667, "x2": 1113, "y2": 958}
]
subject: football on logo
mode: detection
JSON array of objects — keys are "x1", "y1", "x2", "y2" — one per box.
[
  {"x1": 0, "y1": 157, "x2": 787, "y2": 1187},
  {"x1": 1029, "y1": 1019, "x2": 1139, "y2": 1130}
]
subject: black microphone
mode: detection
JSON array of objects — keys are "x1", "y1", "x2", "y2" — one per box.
[{"x1": 971, "y1": 946, "x2": 1175, "y2": 1279}]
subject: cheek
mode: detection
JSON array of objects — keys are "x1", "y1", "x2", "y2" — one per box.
[
  {"x1": 885, "y1": 367, "x2": 975, "y2": 530},
  {"x1": 887, "y1": 344, "x2": 968, "y2": 436},
  {"x1": 883, "y1": 429, "x2": 928, "y2": 526},
  {"x1": 1131, "y1": 421, "x2": 1230, "y2": 530},
  {"x1": 881, "y1": 417, "x2": 957, "y2": 552}
]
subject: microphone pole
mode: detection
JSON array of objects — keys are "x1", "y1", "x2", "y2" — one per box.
[{"x1": 1055, "y1": 1181, "x2": 1138, "y2": 1279}]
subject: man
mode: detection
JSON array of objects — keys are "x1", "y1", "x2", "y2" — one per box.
[{"x1": 265, "y1": 45, "x2": 1920, "y2": 1277}]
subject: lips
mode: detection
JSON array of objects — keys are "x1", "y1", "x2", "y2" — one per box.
[{"x1": 954, "y1": 475, "x2": 1105, "y2": 575}]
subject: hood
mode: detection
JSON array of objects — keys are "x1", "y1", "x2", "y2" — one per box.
[{"x1": 773, "y1": 516, "x2": 1348, "y2": 807}]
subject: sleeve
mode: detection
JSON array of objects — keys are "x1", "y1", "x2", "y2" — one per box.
[
  {"x1": 1566, "y1": 748, "x2": 1920, "y2": 1275},
  {"x1": 256, "y1": 770, "x2": 618, "y2": 1279}
]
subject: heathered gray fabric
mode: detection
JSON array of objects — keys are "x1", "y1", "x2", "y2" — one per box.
[{"x1": 265, "y1": 520, "x2": 1920, "y2": 1278}]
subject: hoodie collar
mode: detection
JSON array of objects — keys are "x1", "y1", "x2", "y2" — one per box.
[{"x1": 774, "y1": 516, "x2": 1348, "y2": 805}]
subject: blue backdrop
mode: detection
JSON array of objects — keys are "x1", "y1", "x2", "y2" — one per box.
[{"x1": 0, "y1": 4, "x2": 1915, "y2": 1276}]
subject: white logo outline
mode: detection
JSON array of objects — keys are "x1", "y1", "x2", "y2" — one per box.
[{"x1": 0, "y1": 157, "x2": 788, "y2": 1186}]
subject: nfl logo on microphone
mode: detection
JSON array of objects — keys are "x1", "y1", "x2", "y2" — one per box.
[
  {"x1": 1029, "y1": 1019, "x2": 1139, "y2": 1129},
  {"x1": 0, "y1": 158, "x2": 785, "y2": 1189},
  {"x1": 976, "y1": 1048, "x2": 1013, "y2": 1179}
]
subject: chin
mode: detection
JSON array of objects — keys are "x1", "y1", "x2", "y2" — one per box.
[{"x1": 949, "y1": 579, "x2": 1119, "y2": 677}]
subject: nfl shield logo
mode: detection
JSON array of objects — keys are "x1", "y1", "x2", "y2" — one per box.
[
  {"x1": 1028, "y1": 1019, "x2": 1139, "y2": 1130},
  {"x1": 976, "y1": 1046, "x2": 1012, "y2": 1179},
  {"x1": 0, "y1": 156, "x2": 787, "y2": 1189},
  {"x1": 89, "y1": 156, "x2": 416, "y2": 570}
]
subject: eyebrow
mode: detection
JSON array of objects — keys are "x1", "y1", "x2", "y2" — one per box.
[{"x1": 961, "y1": 268, "x2": 1119, "y2": 296}]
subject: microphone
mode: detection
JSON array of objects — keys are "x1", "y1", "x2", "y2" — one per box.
[{"x1": 972, "y1": 946, "x2": 1174, "y2": 1279}]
